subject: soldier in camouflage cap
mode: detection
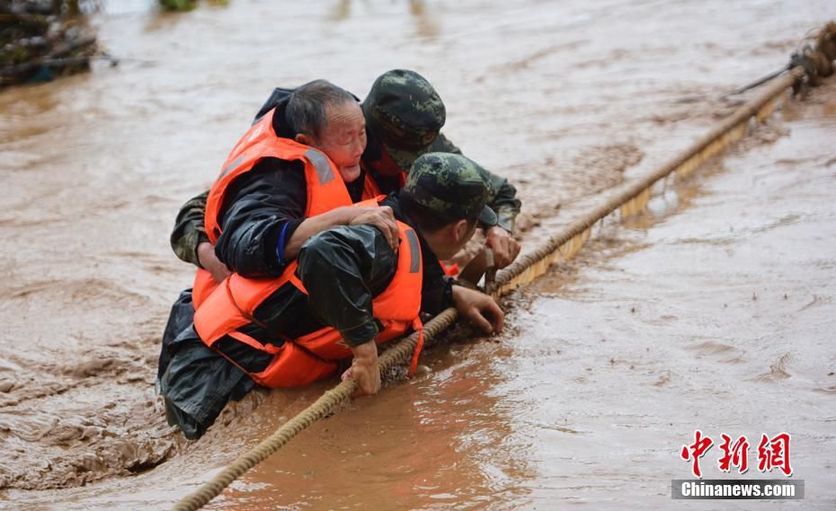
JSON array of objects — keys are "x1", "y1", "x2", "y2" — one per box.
[
  {"x1": 363, "y1": 69, "x2": 446, "y2": 171},
  {"x1": 361, "y1": 69, "x2": 521, "y2": 270},
  {"x1": 402, "y1": 152, "x2": 498, "y2": 227}
]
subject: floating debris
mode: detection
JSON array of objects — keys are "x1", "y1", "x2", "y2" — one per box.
[{"x1": 1, "y1": 0, "x2": 99, "y2": 88}]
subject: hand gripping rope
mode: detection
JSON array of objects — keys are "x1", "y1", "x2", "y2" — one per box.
[{"x1": 171, "y1": 22, "x2": 835, "y2": 511}]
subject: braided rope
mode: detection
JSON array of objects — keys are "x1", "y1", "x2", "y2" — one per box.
[
  {"x1": 171, "y1": 308, "x2": 459, "y2": 511},
  {"x1": 171, "y1": 51, "x2": 822, "y2": 511},
  {"x1": 488, "y1": 66, "x2": 805, "y2": 296}
]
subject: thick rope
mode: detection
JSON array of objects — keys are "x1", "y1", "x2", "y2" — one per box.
[
  {"x1": 172, "y1": 26, "x2": 833, "y2": 510},
  {"x1": 171, "y1": 308, "x2": 459, "y2": 511},
  {"x1": 488, "y1": 66, "x2": 805, "y2": 296}
]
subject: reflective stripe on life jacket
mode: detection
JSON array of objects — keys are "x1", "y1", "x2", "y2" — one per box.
[{"x1": 193, "y1": 219, "x2": 423, "y2": 388}]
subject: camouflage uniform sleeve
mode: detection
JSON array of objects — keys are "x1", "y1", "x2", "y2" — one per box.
[
  {"x1": 170, "y1": 190, "x2": 209, "y2": 268},
  {"x1": 431, "y1": 133, "x2": 522, "y2": 232}
]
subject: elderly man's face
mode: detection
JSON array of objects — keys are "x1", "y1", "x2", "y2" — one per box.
[{"x1": 312, "y1": 101, "x2": 367, "y2": 183}]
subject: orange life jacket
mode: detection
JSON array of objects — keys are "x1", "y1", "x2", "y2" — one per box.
[
  {"x1": 362, "y1": 172, "x2": 384, "y2": 198},
  {"x1": 193, "y1": 217, "x2": 424, "y2": 388},
  {"x1": 361, "y1": 163, "x2": 407, "y2": 199},
  {"x1": 191, "y1": 108, "x2": 355, "y2": 307}
]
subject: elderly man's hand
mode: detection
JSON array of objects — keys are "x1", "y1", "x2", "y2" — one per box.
[
  {"x1": 485, "y1": 226, "x2": 520, "y2": 269},
  {"x1": 197, "y1": 241, "x2": 231, "y2": 282},
  {"x1": 341, "y1": 340, "x2": 381, "y2": 396},
  {"x1": 349, "y1": 206, "x2": 399, "y2": 252},
  {"x1": 451, "y1": 285, "x2": 504, "y2": 334}
]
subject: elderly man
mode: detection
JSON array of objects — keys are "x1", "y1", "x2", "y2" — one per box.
[
  {"x1": 161, "y1": 153, "x2": 504, "y2": 439},
  {"x1": 170, "y1": 69, "x2": 522, "y2": 284}
]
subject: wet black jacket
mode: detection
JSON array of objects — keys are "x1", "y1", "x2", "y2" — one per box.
[
  {"x1": 214, "y1": 158, "x2": 363, "y2": 277},
  {"x1": 216, "y1": 189, "x2": 450, "y2": 351},
  {"x1": 213, "y1": 164, "x2": 451, "y2": 319},
  {"x1": 158, "y1": 197, "x2": 453, "y2": 439}
]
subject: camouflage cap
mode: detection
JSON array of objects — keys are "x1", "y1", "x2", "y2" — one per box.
[
  {"x1": 402, "y1": 153, "x2": 497, "y2": 226},
  {"x1": 362, "y1": 69, "x2": 446, "y2": 170}
]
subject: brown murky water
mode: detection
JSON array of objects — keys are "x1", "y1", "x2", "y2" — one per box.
[{"x1": 1, "y1": 0, "x2": 834, "y2": 509}]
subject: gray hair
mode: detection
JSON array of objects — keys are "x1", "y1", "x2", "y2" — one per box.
[{"x1": 286, "y1": 80, "x2": 357, "y2": 139}]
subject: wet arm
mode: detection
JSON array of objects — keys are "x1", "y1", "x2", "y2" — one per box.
[
  {"x1": 170, "y1": 190, "x2": 210, "y2": 268},
  {"x1": 214, "y1": 160, "x2": 307, "y2": 278},
  {"x1": 282, "y1": 208, "x2": 362, "y2": 259},
  {"x1": 296, "y1": 225, "x2": 397, "y2": 346},
  {"x1": 215, "y1": 160, "x2": 387, "y2": 278},
  {"x1": 298, "y1": 224, "x2": 400, "y2": 397}
]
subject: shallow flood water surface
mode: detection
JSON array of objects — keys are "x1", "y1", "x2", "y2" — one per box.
[{"x1": 1, "y1": 0, "x2": 834, "y2": 509}]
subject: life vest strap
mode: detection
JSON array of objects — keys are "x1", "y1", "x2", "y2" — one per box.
[
  {"x1": 228, "y1": 330, "x2": 283, "y2": 355},
  {"x1": 407, "y1": 317, "x2": 425, "y2": 377},
  {"x1": 288, "y1": 273, "x2": 307, "y2": 294}
]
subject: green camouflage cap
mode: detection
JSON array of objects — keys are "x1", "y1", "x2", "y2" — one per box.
[
  {"x1": 362, "y1": 69, "x2": 446, "y2": 170},
  {"x1": 403, "y1": 153, "x2": 497, "y2": 226}
]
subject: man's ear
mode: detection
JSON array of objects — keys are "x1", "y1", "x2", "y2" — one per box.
[
  {"x1": 295, "y1": 133, "x2": 314, "y2": 146},
  {"x1": 453, "y1": 219, "x2": 470, "y2": 243}
]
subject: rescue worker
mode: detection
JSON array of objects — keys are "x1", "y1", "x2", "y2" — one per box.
[
  {"x1": 159, "y1": 153, "x2": 504, "y2": 439},
  {"x1": 170, "y1": 69, "x2": 522, "y2": 284}
]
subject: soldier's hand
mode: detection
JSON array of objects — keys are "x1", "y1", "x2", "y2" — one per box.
[
  {"x1": 342, "y1": 340, "x2": 382, "y2": 396},
  {"x1": 485, "y1": 226, "x2": 520, "y2": 269},
  {"x1": 451, "y1": 285, "x2": 504, "y2": 334},
  {"x1": 197, "y1": 241, "x2": 231, "y2": 282},
  {"x1": 349, "y1": 206, "x2": 399, "y2": 251}
]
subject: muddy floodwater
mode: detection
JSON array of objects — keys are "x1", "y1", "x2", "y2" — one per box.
[{"x1": 1, "y1": 0, "x2": 835, "y2": 509}]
